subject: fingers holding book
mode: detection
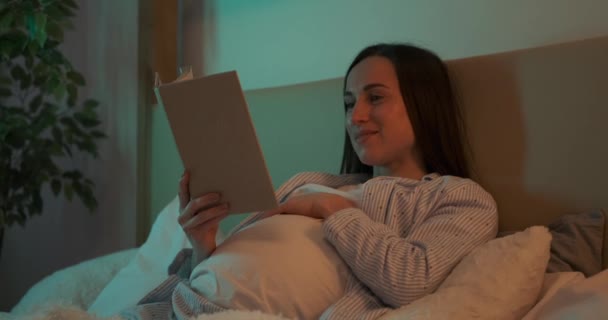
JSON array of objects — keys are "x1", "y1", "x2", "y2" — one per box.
[{"x1": 177, "y1": 170, "x2": 229, "y2": 261}]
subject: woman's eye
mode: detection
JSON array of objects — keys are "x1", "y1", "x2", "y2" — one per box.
[
  {"x1": 369, "y1": 95, "x2": 383, "y2": 104},
  {"x1": 344, "y1": 99, "x2": 355, "y2": 109}
]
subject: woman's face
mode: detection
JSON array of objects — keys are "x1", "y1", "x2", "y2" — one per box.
[{"x1": 344, "y1": 56, "x2": 418, "y2": 174}]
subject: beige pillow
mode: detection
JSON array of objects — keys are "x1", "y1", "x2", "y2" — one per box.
[
  {"x1": 522, "y1": 271, "x2": 586, "y2": 320},
  {"x1": 526, "y1": 269, "x2": 608, "y2": 319},
  {"x1": 190, "y1": 215, "x2": 349, "y2": 320},
  {"x1": 499, "y1": 209, "x2": 605, "y2": 277},
  {"x1": 545, "y1": 209, "x2": 605, "y2": 277},
  {"x1": 380, "y1": 226, "x2": 552, "y2": 320}
]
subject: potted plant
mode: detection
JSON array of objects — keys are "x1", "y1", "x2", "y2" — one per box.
[{"x1": 0, "y1": 0, "x2": 105, "y2": 255}]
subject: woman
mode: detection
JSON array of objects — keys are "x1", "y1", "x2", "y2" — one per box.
[{"x1": 124, "y1": 44, "x2": 498, "y2": 319}]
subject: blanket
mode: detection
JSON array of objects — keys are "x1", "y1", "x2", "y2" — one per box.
[{"x1": 0, "y1": 306, "x2": 291, "y2": 320}]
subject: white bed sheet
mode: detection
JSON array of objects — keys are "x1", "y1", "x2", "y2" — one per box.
[{"x1": 523, "y1": 270, "x2": 608, "y2": 320}]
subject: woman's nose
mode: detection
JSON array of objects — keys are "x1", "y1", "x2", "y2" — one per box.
[{"x1": 350, "y1": 101, "x2": 370, "y2": 124}]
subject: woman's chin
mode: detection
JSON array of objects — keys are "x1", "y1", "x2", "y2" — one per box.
[
  {"x1": 358, "y1": 154, "x2": 383, "y2": 167},
  {"x1": 355, "y1": 148, "x2": 385, "y2": 166}
]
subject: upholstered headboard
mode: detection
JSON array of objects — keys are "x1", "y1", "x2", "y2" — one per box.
[{"x1": 447, "y1": 35, "x2": 608, "y2": 269}]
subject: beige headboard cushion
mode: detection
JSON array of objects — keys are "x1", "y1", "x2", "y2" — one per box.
[{"x1": 447, "y1": 36, "x2": 608, "y2": 269}]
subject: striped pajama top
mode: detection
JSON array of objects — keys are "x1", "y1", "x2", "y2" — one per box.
[{"x1": 121, "y1": 171, "x2": 498, "y2": 320}]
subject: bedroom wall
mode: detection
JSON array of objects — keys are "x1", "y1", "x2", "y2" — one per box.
[
  {"x1": 150, "y1": 1, "x2": 608, "y2": 233},
  {"x1": 204, "y1": 0, "x2": 608, "y2": 90},
  {"x1": 0, "y1": 1, "x2": 139, "y2": 311}
]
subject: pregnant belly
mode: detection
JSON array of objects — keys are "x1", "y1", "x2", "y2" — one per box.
[{"x1": 189, "y1": 215, "x2": 349, "y2": 319}]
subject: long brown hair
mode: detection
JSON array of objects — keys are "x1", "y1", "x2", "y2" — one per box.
[{"x1": 340, "y1": 43, "x2": 472, "y2": 178}]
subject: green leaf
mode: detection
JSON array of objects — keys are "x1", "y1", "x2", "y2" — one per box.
[
  {"x1": 41, "y1": 0, "x2": 56, "y2": 7},
  {"x1": 64, "y1": 183, "x2": 73, "y2": 201},
  {"x1": 83, "y1": 99, "x2": 99, "y2": 109},
  {"x1": 46, "y1": 21, "x2": 63, "y2": 42},
  {"x1": 61, "y1": 19, "x2": 74, "y2": 31},
  {"x1": 0, "y1": 87, "x2": 11, "y2": 97},
  {"x1": 3, "y1": 31, "x2": 29, "y2": 57},
  {"x1": 32, "y1": 192, "x2": 43, "y2": 214},
  {"x1": 45, "y1": 49, "x2": 66, "y2": 66},
  {"x1": 82, "y1": 105, "x2": 97, "y2": 117},
  {"x1": 66, "y1": 83, "x2": 77, "y2": 106},
  {"x1": 65, "y1": 129, "x2": 73, "y2": 144},
  {"x1": 45, "y1": 5, "x2": 63, "y2": 21},
  {"x1": 33, "y1": 62, "x2": 47, "y2": 77},
  {"x1": 84, "y1": 118, "x2": 100, "y2": 128},
  {"x1": 0, "y1": 76, "x2": 11, "y2": 86},
  {"x1": 60, "y1": 117, "x2": 82, "y2": 135},
  {"x1": 32, "y1": 104, "x2": 58, "y2": 133},
  {"x1": 10, "y1": 65, "x2": 26, "y2": 81},
  {"x1": 51, "y1": 179, "x2": 61, "y2": 196},
  {"x1": 73, "y1": 179, "x2": 83, "y2": 196},
  {"x1": 26, "y1": 13, "x2": 36, "y2": 40},
  {"x1": 6, "y1": 131, "x2": 26, "y2": 148},
  {"x1": 62, "y1": 143, "x2": 72, "y2": 157},
  {"x1": 25, "y1": 56, "x2": 34, "y2": 68},
  {"x1": 62, "y1": 0, "x2": 79, "y2": 10},
  {"x1": 50, "y1": 142, "x2": 63, "y2": 156},
  {"x1": 42, "y1": 102, "x2": 60, "y2": 114},
  {"x1": 41, "y1": 157, "x2": 60, "y2": 176},
  {"x1": 66, "y1": 71, "x2": 85, "y2": 86},
  {"x1": 82, "y1": 188, "x2": 97, "y2": 211},
  {"x1": 51, "y1": 126, "x2": 62, "y2": 143},
  {"x1": 53, "y1": 82, "x2": 66, "y2": 101},
  {"x1": 34, "y1": 12, "x2": 48, "y2": 47},
  {"x1": 0, "y1": 41, "x2": 12, "y2": 60},
  {"x1": 17, "y1": 209, "x2": 27, "y2": 226},
  {"x1": 62, "y1": 170, "x2": 82, "y2": 179},
  {"x1": 0, "y1": 124, "x2": 10, "y2": 140},
  {"x1": 0, "y1": 10, "x2": 15, "y2": 30},
  {"x1": 90, "y1": 130, "x2": 107, "y2": 139},
  {"x1": 33, "y1": 75, "x2": 46, "y2": 86},
  {"x1": 19, "y1": 73, "x2": 31, "y2": 90},
  {"x1": 29, "y1": 94, "x2": 43, "y2": 113},
  {"x1": 74, "y1": 182, "x2": 97, "y2": 212},
  {"x1": 80, "y1": 139, "x2": 98, "y2": 157},
  {"x1": 74, "y1": 112, "x2": 101, "y2": 128},
  {"x1": 27, "y1": 40, "x2": 40, "y2": 56},
  {"x1": 44, "y1": 76, "x2": 58, "y2": 93},
  {"x1": 57, "y1": 3, "x2": 75, "y2": 18}
]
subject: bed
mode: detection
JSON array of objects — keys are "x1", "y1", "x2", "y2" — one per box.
[{"x1": 4, "y1": 35, "x2": 608, "y2": 320}]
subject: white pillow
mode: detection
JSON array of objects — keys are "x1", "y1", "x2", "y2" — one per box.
[
  {"x1": 190, "y1": 214, "x2": 349, "y2": 320},
  {"x1": 380, "y1": 226, "x2": 552, "y2": 320},
  {"x1": 527, "y1": 269, "x2": 608, "y2": 319},
  {"x1": 522, "y1": 272, "x2": 585, "y2": 320},
  {"x1": 88, "y1": 196, "x2": 191, "y2": 317}
]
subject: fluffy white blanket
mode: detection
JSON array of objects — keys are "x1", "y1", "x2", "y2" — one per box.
[{"x1": 1, "y1": 305, "x2": 291, "y2": 320}]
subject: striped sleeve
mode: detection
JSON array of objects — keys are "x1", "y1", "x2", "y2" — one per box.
[
  {"x1": 171, "y1": 282, "x2": 227, "y2": 319},
  {"x1": 167, "y1": 248, "x2": 194, "y2": 279},
  {"x1": 121, "y1": 276, "x2": 228, "y2": 320},
  {"x1": 322, "y1": 180, "x2": 498, "y2": 308}
]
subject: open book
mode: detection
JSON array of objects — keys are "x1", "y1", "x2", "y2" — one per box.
[{"x1": 154, "y1": 70, "x2": 278, "y2": 214}]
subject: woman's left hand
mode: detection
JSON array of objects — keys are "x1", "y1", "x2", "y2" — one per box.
[{"x1": 267, "y1": 192, "x2": 357, "y2": 219}]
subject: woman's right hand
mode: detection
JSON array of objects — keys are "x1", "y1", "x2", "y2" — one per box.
[{"x1": 178, "y1": 171, "x2": 229, "y2": 266}]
